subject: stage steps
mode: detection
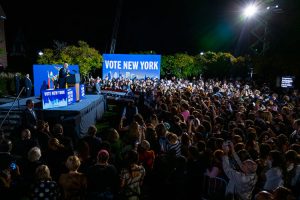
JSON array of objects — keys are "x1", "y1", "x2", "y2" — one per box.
[{"x1": 0, "y1": 110, "x2": 23, "y2": 137}]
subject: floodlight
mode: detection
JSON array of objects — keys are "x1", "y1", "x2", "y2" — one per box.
[{"x1": 243, "y1": 4, "x2": 258, "y2": 18}]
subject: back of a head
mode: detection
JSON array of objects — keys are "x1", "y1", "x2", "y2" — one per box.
[
  {"x1": 156, "y1": 123, "x2": 167, "y2": 137},
  {"x1": 107, "y1": 128, "x2": 119, "y2": 142},
  {"x1": 97, "y1": 149, "x2": 109, "y2": 163},
  {"x1": 285, "y1": 150, "x2": 298, "y2": 163},
  {"x1": 65, "y1": 155, "x2": 81, "y2": 171},
  {"x1": 126, "y1": 150, "x2": 139, "y2": 165},
  {"x1": 21, "y1": 129, "x2": 31, "y2": 139},
  {"x1": 48, "y1": 138, "x2": 62, "y2": 150},
  {"x1": 26, "y1": 99, "x2": 33, "y2": 107},
  {"x1": 269, "y1": 150, "x2": 284, "y2": 168},
  {"x1": 53, "y1": 123, "x2": 63, "y2": 135},
  {"x1": 28, "y1": 146, "x2": 42, "y2": 162},
  {"x1": 87, "y1": 125, "x2": 97, "y2": 136},
  {"x1": 35, "y1": 165, "x2": 51, "y2": 181},
  {"x1": 140, "y1": 140, "x2": 150, "y2": 151},
  {"x1": 273, "y1": 186, "x2": 295, "y2": 200},
  {"x1": 254, "y1": 190, "x2": 273, "y2": 200}
]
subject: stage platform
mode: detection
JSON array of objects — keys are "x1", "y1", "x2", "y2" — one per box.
[{"x1": 0, "y1": 95, "x2": 106, "y2": 139}]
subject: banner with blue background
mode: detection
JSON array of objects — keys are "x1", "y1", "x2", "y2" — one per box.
[
  {"x1": 102, "y1": 54, "x2": 161, "y2": 80},
  {"x1": 33, "y1": 64, "x2": 79, "y2": 96}
]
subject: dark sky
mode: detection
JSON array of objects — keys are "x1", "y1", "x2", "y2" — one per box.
[{"x1": 1, "y1": 0, "x2": 300, "y2": 56}]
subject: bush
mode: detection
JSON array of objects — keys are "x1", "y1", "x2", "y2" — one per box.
[{"x1": 0, "y1": 72, "x2": 17, "y2": 96}]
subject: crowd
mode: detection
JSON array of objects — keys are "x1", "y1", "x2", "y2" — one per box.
[{"x1": 0, "y1": 77, "x2": 300, "y2": 200}]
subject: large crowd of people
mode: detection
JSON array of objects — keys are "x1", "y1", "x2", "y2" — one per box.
[{"x1": 0, "y1": 77, "x2": 300, "y2": 200}]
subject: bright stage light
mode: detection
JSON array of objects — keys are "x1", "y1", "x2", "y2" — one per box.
[{"x1": 243, "y1": 4, "x2": 258, "y2": 18}]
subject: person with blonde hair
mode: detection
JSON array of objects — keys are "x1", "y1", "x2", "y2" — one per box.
[
  {"x1": 59, "y1": 155, "x2": 87, "y2": 200},
  {"x1": 32, "y1": 165, "x2": 59, "y2": 199}
]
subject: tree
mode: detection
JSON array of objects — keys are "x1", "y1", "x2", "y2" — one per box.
[
  {"x1": 37, "y1": 41, "x2": 102, "y2": 77},
  {"x1": 203, "y1": 51, "x2": 236, "y2": 78},
  {"x1": 172, "y1": 53, "x2": 196, "y2": 78},
  {"x1": 161, "y1": 55, "x2": 176, "y2": 78}
]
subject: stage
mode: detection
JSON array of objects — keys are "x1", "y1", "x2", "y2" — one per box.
[{"x1": 0, "y1": 95, "x2": 106, "y2": 139}]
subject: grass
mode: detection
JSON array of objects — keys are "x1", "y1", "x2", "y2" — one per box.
[{"x1": 96, "y1": 104, "x2": 120, "y2": 135}]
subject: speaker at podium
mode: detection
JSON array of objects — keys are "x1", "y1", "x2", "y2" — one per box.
[
  {"x1": 66, "y1": 73, "x2": 81, "y2": 84},
  {"x1": 67, "y1": 73, "x2": 81, "y2": 101}
]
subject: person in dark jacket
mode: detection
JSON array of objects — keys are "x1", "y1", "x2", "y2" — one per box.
[
  {"x1": 58, "y1": 63, "x2": 69, "y2": 89},
  {"x1": 22, "y1": 99, "x2": 38, "y2": 133},
  {"x1": 24, "y1": 74, "x2": 32, "y2": 97}
]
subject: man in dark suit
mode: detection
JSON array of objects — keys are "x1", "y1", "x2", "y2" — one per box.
[
  {"x1": 24, "y1": 74, "x2": 32, "y2": 97},
  {"x1": 22, "y1": 99, "x2": 38, "y2": 132},
  {"x1": 58, "y1": 63, "x2": 69, "y2": 89}
]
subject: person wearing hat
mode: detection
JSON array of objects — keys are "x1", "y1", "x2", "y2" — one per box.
[{"x1": 222, "y1": 141, "x2": 257, "y2": 200}]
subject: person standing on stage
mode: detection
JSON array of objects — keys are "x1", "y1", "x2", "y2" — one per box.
[
  {"x1": 24, "y1": 74, "x2": 33, "y2": 97},
  {"x1": 15, "y1": 73, "x2": 20, "y2": 96},
  {"x1": 58, "y1": 63, "x2": 69, "y2": 89}
]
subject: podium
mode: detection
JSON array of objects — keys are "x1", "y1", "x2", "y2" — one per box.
[{"x1": 66, "y1": 73, "x2": 81, "y2": 101}]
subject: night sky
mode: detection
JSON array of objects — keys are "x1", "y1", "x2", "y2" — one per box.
[{"x1": 1, "y1": 0, "x2": 300, "y2": 56}]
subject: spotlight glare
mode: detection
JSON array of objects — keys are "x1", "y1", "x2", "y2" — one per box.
[{"x1": 243, "y1": 4, "x2": 258, "y2": 18}]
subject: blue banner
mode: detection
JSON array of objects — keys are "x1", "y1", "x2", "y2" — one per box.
[
  {"x1": 80, "y1": 84, "x2": 85, "y2": 98},
  {"x1": 42, "y1": 89, "x2": 68, "y2": 109},
  {"x1": 33, "y1": 64, "x2": 79, "y2": 96},
  {"x1": 102, "y1": 54, "x2": 161, "y2": 80},
  {"x1": 67, "y1": 87, "x2": 76, "y2": 105}
]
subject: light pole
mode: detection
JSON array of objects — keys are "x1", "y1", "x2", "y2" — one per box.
[{"x1": 241, "y1": 0, "x2": 282, "y2": 56}]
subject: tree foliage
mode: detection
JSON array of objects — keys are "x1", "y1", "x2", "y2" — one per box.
[
  {"x1": 161, "y1": 51, "x2": 245, "y2": 79},
  {"x1": 37, "y1": 41, "x2": 102, "y2": 76}
]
